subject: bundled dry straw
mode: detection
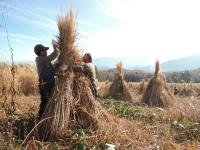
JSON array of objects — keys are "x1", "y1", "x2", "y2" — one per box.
[
  {"x1": 38, "y1": 9, "x2": 112, "y2": 139},
  {"x1": 139, "y1": 80, "x2": 146, "y2": 95},
  {"x1": 141, "y1": 60, "x2": 174, "y2": 107},
  {"x1": 106, "y1": 62, "x2": 133, "y2": 102}
]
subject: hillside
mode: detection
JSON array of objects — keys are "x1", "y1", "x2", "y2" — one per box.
[
  {"x1": 161, "y1": 55, "x2": 200, "y2": 71},
  {"x1": 94, "y1": 55, "x2": 200, "y2": 72},
  {"x1": 93, "y1": 57, "x2": 152, "y2": 70}
]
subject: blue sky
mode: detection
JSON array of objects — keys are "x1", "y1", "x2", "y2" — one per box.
[{"x1": 1, "y1": 0, "x2": 200, "y2": 64}]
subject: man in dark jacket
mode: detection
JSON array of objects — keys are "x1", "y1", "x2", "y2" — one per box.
[{"x1": 34, "y1": 43, "x2": 59, "y2": 119}]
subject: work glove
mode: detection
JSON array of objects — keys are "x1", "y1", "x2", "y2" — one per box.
[{"x1": 60, "y1": 64, "x2": 69, "y2": 71}]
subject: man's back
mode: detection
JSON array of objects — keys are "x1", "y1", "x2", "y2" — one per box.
[
  {"x1": 84, "y1": 62, "x2": 96, "y2": 82},
  {"x1": 83, "y1": 62, "x2": 98, "y2": 97}
]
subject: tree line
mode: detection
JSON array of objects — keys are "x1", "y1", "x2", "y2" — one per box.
[{"x1": 97, "y1": 69, "x2": 200, "y2": 83}]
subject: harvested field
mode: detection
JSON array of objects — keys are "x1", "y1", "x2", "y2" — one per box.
[{"x1": 0, "y1": 63, "x2": 199, "y2": 149}]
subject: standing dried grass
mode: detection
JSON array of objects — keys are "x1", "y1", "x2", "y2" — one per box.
[
  {"x1": 0, "y1": 63, "x2": 38, "y2": 97},
  {"x1": 106, "y1": 62, "x2": 133, "y2": 102},
  {"x1": 39, "y1": 9, "x2": 113, "y2": 139},
  {"x1": 141, "y1": 60, "x2": 174, "y2": 107},
  {"x1": 0, "y1": 63, "x2": 16, "y2": 97},
  {"x1": 18, "y1": 74, "x2": 38, "y2": 96},
  {"x1": 139, "y1": 80, "x2": 146, "y2": 95}
]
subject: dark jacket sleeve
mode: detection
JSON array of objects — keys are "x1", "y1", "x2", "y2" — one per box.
[{"x1": 44, "y1": 49, "x2": 59, "y2": 63}]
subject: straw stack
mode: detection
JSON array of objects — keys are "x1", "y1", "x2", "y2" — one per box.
[
  {"x1": 39, "y1": 9, "x2": 112, "y2": 139},
  {"x1": 141, "y1": 60, "x2": 174, "y2": 107},
  {"x1": 106, "y1": 62, "x2": 133, "y2": 102}
]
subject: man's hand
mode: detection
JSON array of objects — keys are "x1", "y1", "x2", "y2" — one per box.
[{"x1": 52, "y1": 40, "x2": 58, "y2": 50}]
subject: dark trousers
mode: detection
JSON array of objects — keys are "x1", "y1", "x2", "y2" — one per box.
[{"x1": 38, "y1": 83, "x2": 53, "y2": 120}]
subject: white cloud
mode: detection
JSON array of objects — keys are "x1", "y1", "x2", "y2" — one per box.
[
  {"x1": 80, "y1": 0, "x2": 200, "y2": 62},
  {"x1": 2, "y1": 0, "x2": 200, "y2": 63},
  {"x1": 10, "y1": 38, "x2": 24, "y2": 43},
  {"x1": 0, "y1": 0, "x2": 57, "y2": 31},
  {"x1": 0, "y1": 32, "x2": 46, "y2": 44}
]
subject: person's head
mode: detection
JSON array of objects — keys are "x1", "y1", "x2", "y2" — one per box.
[
  {"x1": 34, "y1": 44, "x2": 49, "y2": 56},
  {"x1": 82, "y1": 53, "x2": 92, "y2": 63}
]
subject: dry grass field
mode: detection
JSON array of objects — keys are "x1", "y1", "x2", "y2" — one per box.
[{"x1": 0, "y1": 64, "x2": 199, "y2": 149}]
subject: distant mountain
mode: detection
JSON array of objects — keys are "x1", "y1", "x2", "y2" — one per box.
[
  {"x1": 0, "y1": 55, "x2": 7, "y2": 62},
  {"x1": 94, "y1": 55, "x2": 200, "y2": 72},
  {"x1": 15, "y1": 60, "x2": 35, "y2": 64},
  {"x1": 161, "y1": 55, "x2": 200, "y2": 71},
  {"x1": 0, "y1": 58, "x2": 34, "y2": 65},
  {"x1": 1, "y1": 55, "x2": 200, "y2": 72},
  {"x1": 94, "y1": 57, "x2": 153, "y2": 70}
]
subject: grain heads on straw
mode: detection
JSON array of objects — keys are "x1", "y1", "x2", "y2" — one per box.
[
  {"x1": 116, "y1": 61, "x2": 124, "y2": 80},
  {"x1": 155, "y1": 60, "x2": 160, "y2": 77},
  {"x1": 141, "y1": 60, "x2": 174, "y2": 107},
  {"x1": 57, "y1": 9, "x2": 81, "y2": 65}
]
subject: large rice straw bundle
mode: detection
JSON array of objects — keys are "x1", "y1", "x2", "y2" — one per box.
[
  {"x1": 39, "y1": 9, "x2": 112, "y2": 139},
  {"x1": 141, "y1": 60, "x2": 174, "y2": 107},
  {"x1": 106, "y1": 62, "x2": 133, "y2": 102}
]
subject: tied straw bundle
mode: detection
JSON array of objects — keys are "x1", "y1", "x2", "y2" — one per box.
[
  {"x1": 106, "y1": 62, "x2": 133, "y2": 102},
  {"x1": 38, "y1": 9, "x2": 112, "y2": 139},
  {"x1": 141, "y1": 60, "x2": 174, "y2": 107}
]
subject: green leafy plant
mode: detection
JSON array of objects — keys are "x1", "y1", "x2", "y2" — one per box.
[{"x1": 172, "y1": 117, "x2": 200, "y2": 142}]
